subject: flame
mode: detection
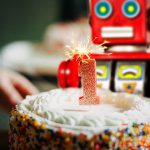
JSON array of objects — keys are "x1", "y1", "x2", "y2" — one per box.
[{"x1": 65, "y1": 35, "x2": 108, "y2": 63}]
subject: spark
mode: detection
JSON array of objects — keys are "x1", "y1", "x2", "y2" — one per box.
[{"x1": 65, "y1": 35, "x2": 108, "y2": 63}]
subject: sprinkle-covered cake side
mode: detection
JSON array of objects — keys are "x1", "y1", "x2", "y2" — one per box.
[{"x1": 9, "y1": 109, "x2": 150, "y2": 149}]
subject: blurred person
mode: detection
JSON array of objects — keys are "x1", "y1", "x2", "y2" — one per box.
[
  {"x1": 0, "y1": 69, "x2": 38, "y2": 112},
  {"x1": 0, "y1": 0, "x2": 89, "y2": 113}
]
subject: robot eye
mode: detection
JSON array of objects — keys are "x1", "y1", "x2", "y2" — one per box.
[
  {"x1": 122, "y1": 0, "x2": 140, "y2": 18},
  {"x1": 95, "y1": 0, "x2": 112, "y2": 19}
]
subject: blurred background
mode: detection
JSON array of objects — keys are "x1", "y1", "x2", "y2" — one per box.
[
  {"x1": 0, "y1": 0, "x2": 89, "y2": 149},
  {"x1": 0, "y1": 0, "x2": 89, "y2": 47}
]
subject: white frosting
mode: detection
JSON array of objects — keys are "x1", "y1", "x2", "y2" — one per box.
[{"x1": 17, "y1": 88, "x2": 150, "y2": 136}]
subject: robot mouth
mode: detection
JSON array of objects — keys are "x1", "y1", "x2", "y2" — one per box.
[{"x1": 101, "y1": 27, "x2": 133, "y2": 38}]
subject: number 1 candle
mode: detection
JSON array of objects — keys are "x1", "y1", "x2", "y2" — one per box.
[
  {"x1": 65, "y1": 36, "x2": 107, "y2": 105},
  {"x1": 79, "y1": 59, "x2": 100, "y2": 105}
]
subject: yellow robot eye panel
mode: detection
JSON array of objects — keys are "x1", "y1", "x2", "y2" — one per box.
[
  {"x1": 118, "y1": 65, "x2": 143, "y2": 80},
  {"x1": 122, "y1": 0, "x2": 140, "y2": 18},
  {"x1": 95, "y1": 0, "x2": 113, "y2": 19},
  {"x1": 96, "y1": 65, "x2": 109, "y2": 80}
]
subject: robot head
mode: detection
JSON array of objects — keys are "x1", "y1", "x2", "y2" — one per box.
[{"x1": 91, "y1": 0, "x2": 147, "y2": 45}]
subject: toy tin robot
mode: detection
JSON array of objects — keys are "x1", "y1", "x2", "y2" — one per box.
[
  {"x1": 58, "y1": 0, "x2": 150, "y2": 96},
  {"x1": 91, "y1": 0, "x2": 147, "y2": 45}
]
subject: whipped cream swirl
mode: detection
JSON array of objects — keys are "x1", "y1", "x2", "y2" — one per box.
[{"x1": 17, "y1": 88, "x2": 150, "y2": 136}]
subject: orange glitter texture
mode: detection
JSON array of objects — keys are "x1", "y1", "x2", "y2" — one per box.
[{"x1": 79, "y1": 59, "x2": 100, "y2": 105}]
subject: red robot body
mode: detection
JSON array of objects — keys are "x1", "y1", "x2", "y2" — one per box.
[
  {"x1": 91, "y1": 0, "x2": 147, "y2": 45},
  {"x1": 58, "y1": 0, "x2": 150, "y2": 96}
]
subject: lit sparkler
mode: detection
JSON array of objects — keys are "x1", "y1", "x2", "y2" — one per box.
[
  {"x1": 65, "y1": 35, "x2": 108, "y2": 62},
  {"x1": 65, "y1": 35, "x2": 107, "y2": 105}
]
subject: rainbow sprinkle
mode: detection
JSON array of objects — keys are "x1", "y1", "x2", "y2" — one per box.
[{"x1": 9, "y1": 109, "x2": 150, "y2": 149}]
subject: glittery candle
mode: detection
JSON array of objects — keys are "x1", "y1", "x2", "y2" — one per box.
[{"x1": 79, "y1": 59, "x2": 100, "y2": 105}]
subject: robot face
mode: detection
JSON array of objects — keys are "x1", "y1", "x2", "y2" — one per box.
[{"x1": 91, "y1": 0, "x2": 147, "y2": 45}]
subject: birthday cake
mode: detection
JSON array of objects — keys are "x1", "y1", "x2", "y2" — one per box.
[{"x1": 9, "y1": 88, "x2": 150, "y2": 149}]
